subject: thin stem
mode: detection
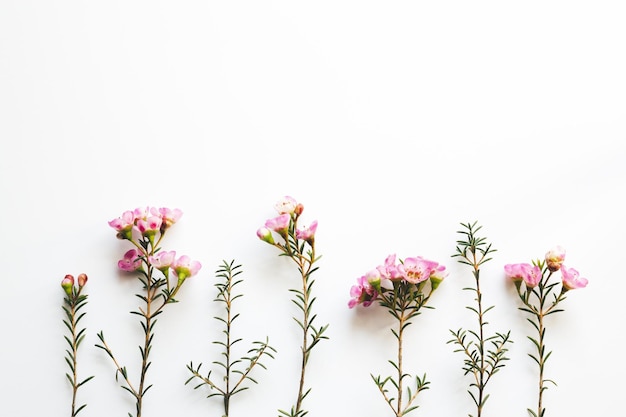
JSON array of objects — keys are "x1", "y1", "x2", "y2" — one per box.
[
  {"x1": 537, "y1": 310, "x2": 545, "y2": 417},
  {"x1": 396, "y1": 306, "x2": 407, "y2": 417},
  {"x1": 96, "y1": 335, "x2": 139, "y2": 397},
  {"x1": 63, "y1": 284, "x2": 93, "y2": 417},
  {"x1": 68, "y1": 292, "x2": 80, "y2": 416},
  {"x1": 294, "y1": 246, "x2": 314, "y2": 414},
  {"x1": 473, "y1": 267, "x2": 485, "y2": 417},
  {"x1": 451, "y1": 222, "x2": 507, "y2": 417},
  {"x1": 223, "y1": 270, "x2": 233, "y2": 417},
  {"x1": 136, "y1": 277, "x2": 154, "y2": 417},
  {"x1": 185, "y1": 261, "x2": 275, "y2": 416},
  {"x1": 517, "y1": 270, "x2": 567, "y2": 417}
]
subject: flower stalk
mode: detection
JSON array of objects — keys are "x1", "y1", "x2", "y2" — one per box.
[
  {"x1": 258, "y1": 196, "x2": 328, "y2": 417},
  {"x1": 505, "y1": 246, "x2": 588, "y2": 417},
  {"x1": 349, "y1": 254, "x2": 447, "y2": 416},
  {"x1": 186, "y1": 260, "x2": 276, "y2": 417},
  {"x1": 96, "y1": 207, "x2": 201, "y2": 417},
  {"x1": 449, "y1": 222, "x2": 512, "y2": 417},
  {"x1": 62, "y1": 273, "x2": 94, "y2": 417}
]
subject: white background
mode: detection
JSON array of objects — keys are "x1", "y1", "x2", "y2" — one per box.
[{"x1": 1, "y1": 1, "x2": 624, "y2": 416}]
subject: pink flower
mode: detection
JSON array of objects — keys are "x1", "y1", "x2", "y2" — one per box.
[
  {"x1": 118, "y1": 249, "x2": 142, "y2": 272},
  {"x1": 133, "y1": 206, "x2": 149, "y2": 219},
  {"x1": 504, "y1": 263, "x2": 527, "y2": 282},
  {"x1": 523, "y1": 265, "x2": 542, "y2": 288},
  {"x1": 108, "y1": 210, "x2": 136, "y2": 240},
  {"x1": 430, "y1": 264, "x2": 448, "y2": 290},
  {"x1": 149, "y1": 250, "x2": 176, "y2": 271},
  {"x1": 561, "y1": 265, "x2": 588, "y2": 291},
  {"x1": 61, "y1": 274, "x2": 74, "y2": 295},
  {"x1": 275, "y1": 196, "x2": 298, "y2": 214},
  {"x1": 171, "y1": 255, "x2": 202, "y2": 281},
  {"x1": 77, "y1": 273, "x2": 88, "y2": 287},
  {"x1": 265, "y1": 214, "x2": 291, "y2": 235},
  {"x1": 376, "y1": 254, "x2": 403, "y2": 283},
  {"x1": 398, "y1": 256, "x2": 439, "y2": 284},
  {"x1": 136, "y1": 215, "x2": 162, "y2": 237},
  {"x1": 153, "y1": 207, "x2": 183, "y2": 230},
  {"x1": 296, "y1": 220, "x2": 318, "y2": 243},
  {"x1": 545, "y1": 246, "x2": 566, "y2": 272},
  {"x1": 348, "y1": 275, "x2": 379, "y2": 308},
  {"x1": 504, "y1": 263, "x2": 541, "y2": 288}
]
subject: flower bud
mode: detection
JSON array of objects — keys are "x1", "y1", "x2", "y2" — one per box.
[
  {"x1": 77, "y1": 273, "x2": 88, "y2": 287},
  {"x1": 61, "y1": 274, "x2": 74, "y2": 295},
  {"x1": 545, "y1": 246, "x2": 566, "y2": 272},
  {"x1": 256, "y1": 227, "x2": 275, "y2": 244}
]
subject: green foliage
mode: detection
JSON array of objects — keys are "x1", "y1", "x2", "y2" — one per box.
[
  {"x1": 263, "y1": 208, "x2": 329, "y2": 417},
  {"x1": 514, "y1": 260, "x2": 568, "y2": 417},
  {"x1": 62, "y1": 284, "x2": 94, "y2": 417},
  {"x1": 185, "y1": 260, "x2": 276, "y2": 417},
  {"x1": 448, "y1": 221, "x2": 512, "y2": 417},
  {"x1": 95, "y1": 232, "x2": 191, "y2": 417},
  {"x1": 371, "y1": 275, "x2": 437, "y2": 417}
]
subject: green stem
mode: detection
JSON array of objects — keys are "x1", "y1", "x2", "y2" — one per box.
[
  {"x1": 473, "y1": 267, "x2": 485, "y2": 417},
  {"x1": 294, "y1": 246, "x2": 314, "y2": 414},
  {"x1": 68, "y1": 291, "x2": 80, "y2": 416},
  {"x1": 224, "y1": 271, "x2": 233, "y2": 417},
  {"x1": 396, "y1": 304, "x2": 407, "y2": 417}
]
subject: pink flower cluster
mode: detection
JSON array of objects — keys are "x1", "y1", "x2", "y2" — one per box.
[
  {"x1": 504, "y1": 245, "x2": 588, "y2": 291},
  {"x1": 348, "y1": 254, "x2": 448, "y2": 308},
  {"x1": 109, "y1": 207, "x2": 201, "y2": 281},
  {"x1": 108, "y1": 207, "x2": 183, "y2": 241},
  {"x1": 257, "y1": 196, "x2": 318, "y2": 245}
]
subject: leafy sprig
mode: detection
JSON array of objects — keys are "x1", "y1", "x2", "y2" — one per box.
[
  {"x1": 449, "y1": 221, "x2": 512, "y2": 417},
  {"x1": 372, "y1": 279, "x2": 434, "y2": 417},
  {"x1": 349, "y1": 253, "x2": 446, "y2": 417},
  {"x1": 186, "y1": 260, "x2": 276, "y2": 417},
  {"x1": 506, "y1": 249, "x2": 588, "y2": 417},
  {"x1": 61, "y1": 273, "x2": 94, "y2": 417},
  {"x1": 257, "y1": 197, "x2": 329, "y2": 417},
  {"x1": 96, "y1": 207, "x2": 201, "y2": 417}
]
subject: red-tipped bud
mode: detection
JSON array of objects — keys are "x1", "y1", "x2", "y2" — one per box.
[
  {"x1": 61, "y1": 274, "x2": 74, "y2": 295},
  {"x1": 77, "y1": 273, "x2": 88, "y2": 287}
]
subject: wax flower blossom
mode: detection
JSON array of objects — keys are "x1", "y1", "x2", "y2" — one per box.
[
  {"x1": 257, "y1": 196, "x2": 329, "y2": 417},
  {"x1": 61, "y1": 273, "x2": 94, "y2": 417},
  {"x1": 349, "y1": 253, "x2": 446, "y2": 417},
  {"x1": 97, "y1": 207, "x2": 202, "y2": 417},
  {"x1": 505, "y1": 245, "x2": 588, "y2": 417},
  {"x1": 448, "y1": 222, "x2": 512, "y2": 417}
]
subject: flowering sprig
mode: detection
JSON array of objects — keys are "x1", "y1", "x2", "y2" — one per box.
[
  {"x1": 505, "y1": 246, "x2": 588, "y2": 417},
  {"x1": 349, "y1": 254, "x2": 447, "y2": 417},
  {"x1": 186, "y1": 260, "x2": 276, "y2": 416},
  {"x1": 61, "y1": 273, "x2": 94, "y2": 417},
  {"x1": 96, "y1": 207, "x2": 201, "y2": 417},
  {"x1": 448, "y1": 222, "x2": 512, "y2": 417},
  {"x1": 257, "y1": 196, "x2": 329, "y2": 417}
]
